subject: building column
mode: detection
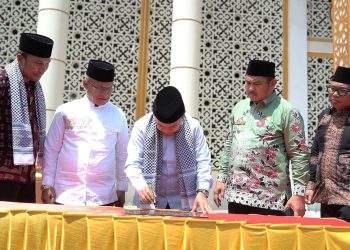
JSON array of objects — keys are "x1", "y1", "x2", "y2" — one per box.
[
  {"x1": 333, "y1": 0, "x2": 350, "y2": 68},
  {"x1": 170, "y1": 0, "x2": 202, "y2": 118},
  {"x1": 37, "y1": 0, "x2": 69, "y2": 127},
  {"x1": 135, "y1": 0, "x2": 151, "y2": 121},
  {"x1": 35, "y1": 0, "x2": 69, "y2": 203},
  {"x1": 287, "y1": 0, "x2": 308, "y2": 139}
]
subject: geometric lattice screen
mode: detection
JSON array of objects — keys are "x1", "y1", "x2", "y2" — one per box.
[
  {"x1": 64, "y1": 0, "x2": 140, "y2": 127},
  {"x1": 199, "y1": 0, "x2": 284, "y2": 168},
  {"x1": 307, "y1": 0, "x2": 332, "y2": 147},
  {"x1": 0, "y1": 0, "x2": 333, "y2": 169},
  {"x1": 0, "y1": 0, "x2": 284, "y2": 170},
  {"x1": 307, "y1": 57, "x2": 333, "y2": 146},
  {"x1": 145, "y1": 0, "x2": 284, "y2": 168},
  {"x1": 0, "y1": 0, "x2": 38, "y2": 66},
  {"x1": 144, "y1": 0, "x2": 172, "y2": 113},
  {"x1": 307, "y1": 0, "x2": 332, "y2": 38}
]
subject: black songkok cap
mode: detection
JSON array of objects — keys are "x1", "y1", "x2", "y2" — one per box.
[
  {"x1": 246, "y1": 59, "x2": 275, "y2": 77},
  {"x1": 19, "y1": 33, "x2": 53, "y2": 58},
  {"x1": 331, "y1": 66, "x2": 350, "y2": 84},
  {"x1": 87, "y1": 60, "x2": 115, "y2": 82},
  {"x1": 153, "y1": 86, "x2": 185, "y2": 124}
]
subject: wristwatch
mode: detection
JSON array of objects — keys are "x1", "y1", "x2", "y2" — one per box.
[
  {"x1": 41, "y1": 185, "x2": 52, "y2": 191},
  {"x1": 196, "y1": 189, "x2": 209, "y2": 198}
]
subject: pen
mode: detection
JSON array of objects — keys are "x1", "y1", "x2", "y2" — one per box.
[{"x1": 148, "y1": 184, "x2": 157, "y2": 209}]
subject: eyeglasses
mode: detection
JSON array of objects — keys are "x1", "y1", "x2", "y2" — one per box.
[
  {"x1": 326, "y1": 86, "x2": 350, "y2": 96},
  {"x1": 88, "y1": 81, "x2": 115, "y2": 93}
]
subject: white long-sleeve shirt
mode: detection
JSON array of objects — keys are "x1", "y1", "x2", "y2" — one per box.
[
  {"x1": 42, "y1": 95, "x2": 129, "y2": 205},
  {"x1": 125, "y1": 113, "x2": 213, "y2": 209}
]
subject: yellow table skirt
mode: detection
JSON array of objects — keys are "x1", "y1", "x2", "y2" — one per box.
[{"x1": 0, "y1": 207, "x2": 350, "y2": 250}]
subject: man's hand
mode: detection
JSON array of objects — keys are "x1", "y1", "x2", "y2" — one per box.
[
  {"x1": 285, "y1": 195, "x2": 306, "y2": 217},
  {"x1": 213, "y1": 181, "x2": 226, "y2": 207},
  {"x1": 115, "y1": 191, "x2": 125, "y2": 207},
  {"x1": 191, "y1": 192, "x2": 212, "y2": 214},
  {"x1": 139, "y1": 186, "x2": 156, "y2": 204},
  {"x1": 41, "y1": 187, "x2": 56, "y2": 204},
  {"x1": 305, "y1": 189, "x2": 314, "y2": 204}
]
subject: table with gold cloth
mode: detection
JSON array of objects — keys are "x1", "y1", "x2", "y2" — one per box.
[{"x1": 0, "y1": 201, "x2": 349, "y2": 250}]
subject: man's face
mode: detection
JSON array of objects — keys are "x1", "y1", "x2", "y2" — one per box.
[
  {"x1": 17, "y1": 53, "x2": 51, "y2": 82},
  {"x1": 83, "y1": 78, "x2": 114, "y2": 106},
  {"x1": 327, "y1": 81, "x2": 350, "y2": 111},
  {"x1": 245, "y1": 75, "x2": 276, "y2": 102},
  {"x1": 155, "y1": 117, "x2": 183, "y2": 136}
]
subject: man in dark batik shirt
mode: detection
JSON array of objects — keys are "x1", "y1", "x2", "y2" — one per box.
[
  {"x1": 0, "y1": 33, "x2": 53, "y2": 202},
  {"x1": 306, "y1": 66, "x2": 350, "y2": 222}
]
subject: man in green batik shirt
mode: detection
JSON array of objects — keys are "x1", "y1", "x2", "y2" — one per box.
[{"x1": 214, "y1": 59, "x2": 309, "y2": 216}]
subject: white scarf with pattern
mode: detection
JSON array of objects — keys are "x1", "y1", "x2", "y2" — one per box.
[
  {"x1": 5, "y1": 59, "x2": 46, "y2": 165},
  {"x1": 143, "y1": 114, "x2": 197, "y2": 210}
]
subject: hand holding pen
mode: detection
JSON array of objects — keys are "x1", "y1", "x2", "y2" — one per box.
[
  {"x1": 139, "y1": 184, "x2": 157, "y2": 206},
  {"x1": 148, "y1": 184, "x2": 157, "y2": 209}
]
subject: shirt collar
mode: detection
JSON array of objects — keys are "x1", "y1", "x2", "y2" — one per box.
[
  {"x1": 84, "y1": 95, "x2": 109, "y2": 108},
  {"x1": 250, "y1": 91, "x2": 277, "y2": 107},
  {"x1": 330, "y1": 106, "x2": 350, "y2": 114}
]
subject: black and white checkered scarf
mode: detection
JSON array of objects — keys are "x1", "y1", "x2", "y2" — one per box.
[
  {"x1": 143, "y1": 114, "x2": 197, "y2": 210},
  {"x1": 5, "y1": 59, "x2": 46, "y2": 165}
]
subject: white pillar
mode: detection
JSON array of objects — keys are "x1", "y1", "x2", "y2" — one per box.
[
  {"x1": 37, "y1": 0, "x2": 69, "y2": 128},
  {"x1": 170, "y1": 0, "x2": 202, "y2": 118},
  {"x1": 288, "y1": 0, "x2": 308, "y2": 141}
]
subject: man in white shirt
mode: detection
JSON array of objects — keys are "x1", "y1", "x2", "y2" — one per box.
[
  {"x1": 41, "y1": 59, "x2": 129, "y2": 206},
  {"x1": 125, "y1": 86, "x2": 213, "y2": 213}
]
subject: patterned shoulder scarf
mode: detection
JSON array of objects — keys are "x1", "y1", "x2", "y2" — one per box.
[
  {"x1": 143, "y1": 114, "x2": 197, "y2": 210},
  {"x1": 5, "y1": 59, "x2": 46, "y2": 165}
]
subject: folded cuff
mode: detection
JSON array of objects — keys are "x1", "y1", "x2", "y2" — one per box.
[
  {"x1": 293, "y1": 184, "x2": 306, "y2": 196},
  {"x1": 217, "y1": 173, "x2": 227, "y2": 183}
]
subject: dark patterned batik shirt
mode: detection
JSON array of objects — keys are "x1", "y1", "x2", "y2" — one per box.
[
  {"x1": 0, "y1": 69, "x2": 37, "y2": 183},
  {"x1": 309, "y1": 107, "x2": 350, "y2": 206}
]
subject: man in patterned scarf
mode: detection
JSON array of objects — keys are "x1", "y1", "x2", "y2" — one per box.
[
  {"x1": 125, "y1": 86, "x2": 213, "y2": 213},
  {"x1": 305, "y1": 66, "x2": 350, "y2": 222},
  {"x1": 0, "y1": 33, "x2": 53, "y2": 202},
  {"x1": 214, "y1": 59, "x2": 309, "y2": 216}
]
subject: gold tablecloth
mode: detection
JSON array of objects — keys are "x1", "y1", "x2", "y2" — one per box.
[{"x1": 0, "y1": 202, "x2": 349, "y2": 250}]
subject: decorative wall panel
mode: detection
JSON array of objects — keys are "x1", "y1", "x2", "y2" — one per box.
[
  {"x1": 1, "y1": 0, "x2": 334, "y2": 170},
  {"x1": 199, "y1": 0, "x2": 284, "y2": 168},
  {"x1": 307, "y1": 57, "x2": 333, "y2": 146},
  {"x1": 0, "y1": 0, "x2": 38, "y2": 66},
  {"x1": 0, "y1": 0, "x2": 285, "y2": 169},
  {"x1": 307, "y1": 0, "x2": 332, "y2": 39},
  {"x1": 64, "y1": 0, "x2": 140, "y2": 126},
  {"x1": 144, "y1": 0, "x2": 173, "y2": 113},
  {"x1": 146, "y1": 0, "x2": 284, "y2": 168},
  {"x1": 333, "y1": 0, "x2": 350, "y2": 67},
  {"x1": 307, "y1": 0, "x2": 333, "y2": 146}
]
